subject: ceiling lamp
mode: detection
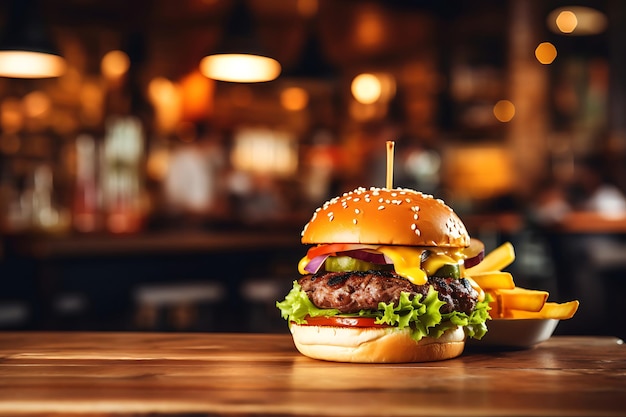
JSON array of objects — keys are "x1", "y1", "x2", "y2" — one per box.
[
  {"x1": 283, "y1": 30, "x2": 336, "y2": 81},
  {"x1": 547, "y1": 6, "x2": 608, "y2": 36},
  {"x1": 200, "y1": 0, "x2": 281, "y2": 83},
  {"x1": 279, "y1": 27, "x2": 337, "y2": 111},
  {"x1": 0, "y1": 0, "x2": 66, "y2": 78}
]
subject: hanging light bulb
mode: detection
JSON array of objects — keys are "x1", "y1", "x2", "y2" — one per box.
[
  {"x1": 200, "y1": 0, "x2": 281, "y2": 83},
  {"x1": 0, "y1": 0, "x2": 66, "y2": 78}
]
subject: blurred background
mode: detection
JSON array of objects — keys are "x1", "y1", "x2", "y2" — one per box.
[{"x1": 0, "y1": 0, "x2": 624, "y2": 338}]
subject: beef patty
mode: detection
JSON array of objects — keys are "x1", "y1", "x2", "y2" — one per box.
[{"x1": 298, "y1": 270, "x2": 478, "y2": 315}]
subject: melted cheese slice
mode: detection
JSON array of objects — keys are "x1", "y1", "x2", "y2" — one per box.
[{"x1": 376, "y1": 246, "x2": 429, "y2": 285}]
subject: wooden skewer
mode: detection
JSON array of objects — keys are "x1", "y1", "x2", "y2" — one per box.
[{"x1": 386, "y1": 140, "x2": 395, "y2": 189}]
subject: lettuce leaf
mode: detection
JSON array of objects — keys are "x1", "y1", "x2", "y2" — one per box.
[
  {"x1": 276, "y1": 281, "x2": 491, "y2": 341},
  {"x1": 276, "y1": 281, "x2": 339, "y2": 324}
]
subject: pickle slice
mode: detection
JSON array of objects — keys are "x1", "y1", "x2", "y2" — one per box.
[
  {"x1": 431, "y1": 263, "x2": 461, "y2": 279},
  {"x1": 324, "y1": 256, "x2": 382, "y2": 272}
]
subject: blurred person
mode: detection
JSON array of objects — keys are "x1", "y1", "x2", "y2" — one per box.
[
  {"x1": 227, "y1": 172, "x2": 286, "y2": 224},
  {"x1": 528, "y1": 178, "x2": 572, "y2": 227},
  {"x1": 570, "y1": 156, "x2": 626, "y2": 218},
  {"x1": 550, "y1": 156, "x2": 626, "y2": 336},
  {"x1": 163, "y1": 125, "x2": 227, "y2": 221}
]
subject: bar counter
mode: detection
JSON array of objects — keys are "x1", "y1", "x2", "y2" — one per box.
[{"x1": 0, "y1": 332, "x2": 624, "y2": 416}]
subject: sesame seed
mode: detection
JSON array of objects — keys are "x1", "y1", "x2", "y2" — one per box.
[
  {"x1": 353, "y1": 197, "x2": 360, "y2": 202},
  {"x1": 353, "y1": 219, "x2": 358, "y2": 225},
  {"x1": 378, "y1": 205, "x2": 385, "y2": 210},
  {"x1": 414, "y1": 229, "x2": 421, "y2": 236},
  {"x1": 411, "y1": 224, "x2": 417, "y2": 230},
  {"x1": 391, "y1": 192, "x2": 397, "y2": 197},
  {"x1": 378, "y1": 198, "x2": 384, "y2": 203},
  {"x1": 355, "y1": 208, "x2": 361, "y2": 214}
]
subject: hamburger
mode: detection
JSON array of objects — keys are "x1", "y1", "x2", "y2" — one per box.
[{"x1": 276, "y1": 186, "x2": 490, "y2": 363}]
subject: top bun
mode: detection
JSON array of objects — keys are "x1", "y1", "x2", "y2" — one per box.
[{"x1": 301, "y1": 187, "x2": 469, "y2": 247}]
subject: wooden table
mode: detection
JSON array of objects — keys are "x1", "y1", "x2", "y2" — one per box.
[
  {"x1": 556, "y1": 211, "x2": 626, "y2": 233},
  {"x1": 0, "y1": 332, "x2": 624, "y2": 416}
]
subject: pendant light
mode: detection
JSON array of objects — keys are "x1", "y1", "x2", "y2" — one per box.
[
  {"x1": 284, "y1": 29, "x2": 336, "y2": 81},
  {"x1": 279, "y1": 11, "x2": 338, "y2": 112},
  {"x1": 200, "y1": 0, "x2": 281, "y2": 83},
  {"x1": 0, "y1": 0, "x2": 66, "y2": 78}
]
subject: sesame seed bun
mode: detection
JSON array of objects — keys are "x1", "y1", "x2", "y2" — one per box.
[
  {"x1": 290, "y1": 323, "x2": 466, "y2": 363},
  {"x1": 301, "y1": 187, "x2": 470, "y2": 247}
]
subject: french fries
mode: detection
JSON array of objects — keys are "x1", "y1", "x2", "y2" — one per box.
[
  {"x1": 469, "y1": 271, "x2": 515, "y2": 290},
  {"x1": 466, "y1": 241, "x2": 515, "y2": 275},
  {"x1": 466, "y1": 242, "x2": 579, "y2": 321},
  {"x1": 491, "y1": 287, "x2": 549, "y2": 313},
  {"x1": 507, "y1": 301, "x2": 580, "y2": 320}
]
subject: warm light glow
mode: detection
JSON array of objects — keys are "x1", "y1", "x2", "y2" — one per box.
[
  {"x1": 297, "y1": 0, "x2": 318, "y2": 18},
  {"x1": 0, "y1": 51, "x2": 66, "y2": 78},
  {"x1": 79, "y1": 81, "x2": 105, "y2": 127},
  {"x1": 493, "y1": 100, "x2": 515, "y2": 122},
  {"x1": 148, "y1": 77, "x2": 182, "y2": 133},
  {"x1": 354, "y1": 6, "x2": 386, "y2": 49},
  {"x1": 351, "y1": 73, "x2": 382, "y2": 104},
  {"x1": 535, "y1": 42, "x2": 557, "y2": 65},
  {"x1": 350, "y1": 72, "x2": 395, "y2": 105},
  {"x1": 199, "y1": 54, "x2": 281, "y2": 83},
  {"x1": 231, "y1": 128, "x2": 298, "y2": 176},
  {"x1": 548, "y1": 7, "x2": 607, "y2": 35},
  {"x1": 146, "y1": 148, "x2": 170, "y2": 181},
  {"x1": 1, "y1": 98, "x2": 23, "y2": 133},
  {"x1": 280, "y1": 87, "x2": 309, "y2": 111},
  {"x1": 179, "y1": 70, "x2": 215, "y2": 121},
  {"x1": 23, "y1": 91, "x2": 51, "y2": 118},
  {"x1": 444, "y1": 145, "x2": 514, "y2": 199},
  {"x1": 556, "y1": 11, "x2": 578, "y2": 33},
  {"x1": 101, "y1": 50, "x2": 130, "y2": 80}
]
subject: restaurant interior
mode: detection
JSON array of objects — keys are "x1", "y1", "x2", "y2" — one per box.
[{"x1": 0, "y1": 0, "x2": 624, "y2": 340}]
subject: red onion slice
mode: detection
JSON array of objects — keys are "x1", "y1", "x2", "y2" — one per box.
[
  {"x1": 304, "y1": 254, "x2": 329, "y2": 274},
  {"x1": 339, "y1": 249, "x2": 391, "y2": 265},
  {"x1": 463, "y1": 238, "x2": 485, "y2": 268}
]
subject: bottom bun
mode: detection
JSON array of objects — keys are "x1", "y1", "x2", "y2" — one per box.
[{"x1": 290, "y1": 324, "x2": 466, "y2": 363}]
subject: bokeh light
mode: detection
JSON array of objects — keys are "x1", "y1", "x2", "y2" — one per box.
[
  {"x1": 493, "y1": 100, "x2": 516, "y2": 122},
  {"x1": 556, "y1": 11, "x2": 577, "y2": 33},
  {"x1": 535, "y1": 42, "x2": 557, "y2": 65}
]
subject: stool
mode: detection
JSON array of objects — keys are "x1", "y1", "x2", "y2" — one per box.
[
  {"x1": 133, "y1": 281, "x2": 225, "y2": 331},
  {"x1": 0, "y1": 301, "x2": 29, "y2": 328},
  {"x1": 240, "y1": 278, "x2": 292, "y2": 333}
]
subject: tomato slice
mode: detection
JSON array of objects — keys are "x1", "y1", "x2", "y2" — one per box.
[
  {"x1": 306, "y1": 243, "x2": 378, "y2": 259},
  {"x1": 300, "y1": 315, "x2": 391, "y2": 328}
]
